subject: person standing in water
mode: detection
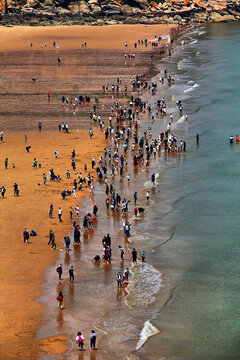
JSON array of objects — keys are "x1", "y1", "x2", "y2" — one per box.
[{"x1": 57, "y1": 291, "x2": 64, "y2": 309}]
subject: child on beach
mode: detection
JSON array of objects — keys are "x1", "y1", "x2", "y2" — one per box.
[
  {"x1": 76, "y1": 332, "x2": 84, "y2": 350},
  {"x1": 90, "y1": 330, "x2": 97, "y2": 350}
]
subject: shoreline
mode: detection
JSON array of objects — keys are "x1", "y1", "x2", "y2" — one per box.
[{"x1": 37, "y1": 25, "x2": 186, "y2": 360}]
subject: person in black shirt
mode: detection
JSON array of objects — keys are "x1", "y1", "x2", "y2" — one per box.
[
  {"x1": 132, "y1": 248, "x2": 137, "y2": 263},
  {"x1": 69, "y1": 266, "x2": 74, "y2": 282}
]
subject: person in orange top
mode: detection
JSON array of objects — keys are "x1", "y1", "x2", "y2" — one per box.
[{"x1": 236, "y1": 135, "x2": 239, "y2": 142}]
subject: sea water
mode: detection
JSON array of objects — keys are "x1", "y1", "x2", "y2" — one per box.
[{"x1": 131, "y1": 23, "x2": 240, "y2": 360}]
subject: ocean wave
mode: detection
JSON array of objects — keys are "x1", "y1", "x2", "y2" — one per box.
[
  {"x1": 177, "y1": 58, "x2": 194, "y2": 70},
  {"x1": 136, "y1": 320, "x2": 160, "y2": 350},
  {"x1": 189, "y1": 39, "x2": 198, "y2": 45},
  {"x1": 184, "y1": 83, "x2": 200, "y2": 93},
  {"x1": 126, "y1": 263, "x2": 162, "y2": 308},
  {"x1": 198, "y1": 31, "x2": 206, "y2": 36}
]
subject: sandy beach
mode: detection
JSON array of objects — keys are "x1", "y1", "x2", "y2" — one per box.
[
  {"x1": 0, "y1": 130, "x2": 105, "y2": 360},
  {"x1": 0, "y1": 24, "x2": 174, "y2": 51},
  {"x1": 0, "y1": 23, "x2": 176, "y2": 360}
]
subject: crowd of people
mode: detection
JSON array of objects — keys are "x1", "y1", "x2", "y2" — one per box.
[{"x1": 0, "y1": 35, "x2": 196, "y2": 353}]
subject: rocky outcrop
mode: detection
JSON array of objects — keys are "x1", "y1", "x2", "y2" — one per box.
[{"x1": 1, "y1": 0, "x2": 240, "y2": 25}]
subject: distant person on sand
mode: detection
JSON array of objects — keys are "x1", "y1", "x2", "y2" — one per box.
[
  {"x1": 76, "y1": 332, "x2": 84, "y2": 350},
  {"x1": 13, "y1": 182, "x2": 19, "y2": 196},
  {"x1": 23, "y1": 228, "x2": 30, "y2": 243},
  {"x1": 38, "y1": 122, "x2": 42, "y2": 131},
  {"x1": 4, "y1": 158, "x2": 8, "y2": 169},
  {"x1": 69, "y1": 266, "x2": 74, "y2": 282},
  {"x1": 49, "y1": 204, "x2": 53, "y2": 218},
  {"x1": 58, "y1": 207, "x2": 63, "y2": 222},
  {"x1": 56, "y1": 264, "x2": 63, "y2": 280},
  {"x1": 1, "y1": 186, "x2": 6, "y2": 198},
  {"x1": 90, "y1": 330, "x2": 97, "y2": 350},
  {"x1": 142, "y1": 251, "x2": 145, "y2": 262},
  {"x1": 132, "y1": 248, "x2": 137, "y2": 263}
]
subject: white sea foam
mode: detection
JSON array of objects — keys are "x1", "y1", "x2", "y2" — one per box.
[
  {"x1": 176, "y1": 115, "x2": 186, "y2": 124},
  {"x1": 136, "y1": 320, "x2": 160, "y2": 350},
  {"x1": 189, "y1": 39, "x2": 198, "y2": 45},
  {"x1": 126, "y1": 263, "x2": 162, "y2": 307},
  {"x1": 184, "y1": 83, "x2": 199, "y2": 93},
  {"x1": 198, "y1": 31, "x2": 206, "y2": 36}
]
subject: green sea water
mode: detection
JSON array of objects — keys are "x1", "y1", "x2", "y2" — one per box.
[{"x1": 135, "y1": 23, "x2": 240, "y2": 360}]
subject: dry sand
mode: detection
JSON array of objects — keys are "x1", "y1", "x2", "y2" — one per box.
[
  {"x1": 0, "y1": 24, "x2": 175, "y2": 51},
  {"x1": 0, "y1": 23, "x2": 174, "y2": 360},
  {"x1": 0, "y1": 130, "x2": 105, "y2": 360}
]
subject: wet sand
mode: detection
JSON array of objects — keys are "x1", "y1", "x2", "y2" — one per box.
[{"x1": 0, "y1": 23, "x2": 176, "y2": 360}]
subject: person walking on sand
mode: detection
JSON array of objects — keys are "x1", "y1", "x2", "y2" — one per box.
[
  {"x1": 55, "y1": 149, "x2": 58, "y2": 159},
  {"x1": 38, "y1": 122, "x2": 42, "y2": 131},
  {"x1": 1, "y1": 186, "x2": 6, "y2": 198},
  {"x1": 69, "y1": 206, "x2": 73, "y2": 219},
  {"x1": 56, "y1": 264, "x2": 63, "y2": 280},
  {"x1": 57, "y1": 291, "x2": 64, "y2": 309},
  {"x1": 142, "y1": 251, "x2": 145, "y2": 262},
  {"x1": 69, "y1": 266, "x2": 74, "y2": 282},
  {"x1": 58, "y1": 207, "x2": 63, "y2": 222},
  {"x1": 4, "y1": 158, "x2": 8, "y2": 169},
  {"x1": 76, "y1": 332, "x2": 84, "y2": 351},
  {"x1": 132, "y1": 248, "x2": 137, "y2": 263},
  {"x1": 48, "y1": 229, "x2": 54, "y2": 244},
  {"x1": 49, "y1": 204, "x2": 53, "y2": 218},
  {"x1": 90, "y1": 330, "x2": 97, "y2": 350}
]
